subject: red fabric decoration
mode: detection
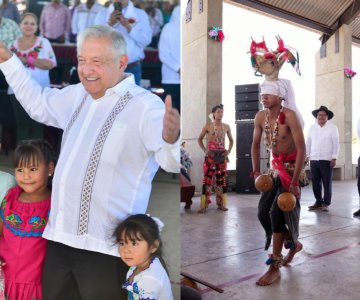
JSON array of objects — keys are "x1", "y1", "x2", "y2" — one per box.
[
  {"x1": 217, "y1": 30, "x2": 225, "y2": 42},
  {"x1": 276, "y1": 37, "x2": 286, "y2": 53},
  {"x1": 279, "y1": 111, "x2": 285, "y2": 124},
  {"x1": 250, "y1": 40, "x2": 270, "y2": 55},
  {"x1": 272, "y1": 152, "x2": 297, "y2": 192}
]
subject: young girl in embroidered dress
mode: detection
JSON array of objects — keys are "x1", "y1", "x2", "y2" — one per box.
[
  {"x1": 113, "y1": 214, "x2": 173, "y2": 300},
  {"x1": 0, "y1": 140, "x2": 56, "y2": 300}
]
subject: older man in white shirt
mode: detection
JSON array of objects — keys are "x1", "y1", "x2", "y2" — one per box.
[
  {"x1": 307, "y1": 105, "x2": 339, "y2": 212},
  {"x1": 107, "y1": 0, "x2": 152, "y2": 85},
  {"x1": 0, "y1": 24, "x2": 179, "y2": 299}
]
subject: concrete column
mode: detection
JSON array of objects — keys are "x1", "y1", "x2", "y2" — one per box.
[
  {"x1": 315, "y1": 24, "x2": 352, "y2": 180},
  {"x1": 182, "y1": 1, "x2": 223, "y2": 191}
]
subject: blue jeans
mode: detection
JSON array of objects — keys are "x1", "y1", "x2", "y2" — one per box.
[
  {"x1": 310, "y1": 160, "x2": 333, "y2": 206},
  {"x1": 125, "y1": 63, "x2": 142, "y2": 86}
]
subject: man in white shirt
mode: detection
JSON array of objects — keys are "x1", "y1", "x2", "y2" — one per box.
[
  {"x1": 0, "y1": 24, "x2": 180, "y2": 299},
  {"x1": 107, "y1": 0, "x2": 152, "y2": 85},
  {"x1": 145, "y1": 1, "x2": 163, "y2": 47},
  {"x1": 307, "y1": 106, "x2": 339, "y2": 212},
  {"x1": 353, "y1": 117, "x2": 360, "y2": 217},
  {"x1": 158, "y1": 5, "x2": 180, "y2": 112},
  {"x1": 71, "y1": 0, "x2": 103, "y2": 38}
]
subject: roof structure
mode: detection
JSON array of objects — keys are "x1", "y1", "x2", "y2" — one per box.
[{"x1": 228, "y1": 0, "x2": 360, "y2": 45}]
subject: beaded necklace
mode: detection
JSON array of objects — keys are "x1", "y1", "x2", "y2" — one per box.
[
  {"x1": 264, "y1": 107, "x2": 283, "y2": 150},
  {"x1": 212, "y1": 122, "x2": 225, "y2": 144}
]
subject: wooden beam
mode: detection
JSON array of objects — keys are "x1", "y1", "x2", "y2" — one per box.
[
  {"x1": 181, "y1": 271, "x2": 224, "y2": 293},
  {"x1": 338, "y1": 0, "x2": 360, "y2": 27},
  {"x1": 352, "y1": 35, "x2": 360, "y2": 45}
]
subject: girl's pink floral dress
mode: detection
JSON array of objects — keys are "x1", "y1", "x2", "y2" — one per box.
[{"x1": 0, "y1": 186, "x2": 50, "y2": 300}]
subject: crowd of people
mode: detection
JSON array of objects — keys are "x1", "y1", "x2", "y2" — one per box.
[{"x1": 0, "y1": 0, "x2": 180, "y2": 151}]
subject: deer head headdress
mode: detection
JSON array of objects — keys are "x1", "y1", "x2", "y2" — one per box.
[{"x1": 250, "y1": 36, "x2": 301, "y2": 80}]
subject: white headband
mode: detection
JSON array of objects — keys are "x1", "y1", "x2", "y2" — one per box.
[
  {"x1": 260, "y1": 80, "x2": 286, "y2": 98},
  {"x1": 260, "y1": 79, "x2": 305, "y2": 128}
]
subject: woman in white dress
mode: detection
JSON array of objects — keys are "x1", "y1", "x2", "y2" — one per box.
[{"x1": 8, "y1": 12, "x2": 57, "y2": 142}]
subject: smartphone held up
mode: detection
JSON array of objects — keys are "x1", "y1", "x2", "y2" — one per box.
[{"x1": 114, "y1": 2, "x2": 122, "y2": 12}]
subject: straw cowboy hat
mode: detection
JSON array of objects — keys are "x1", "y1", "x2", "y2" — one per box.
[{"x1": 312, "y1": 105, "x2": 334, "y2": 120}]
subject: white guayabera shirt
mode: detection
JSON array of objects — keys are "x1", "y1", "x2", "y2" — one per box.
[{"x1": 0, "y1": 55, "x2": 180, "y2": 256}]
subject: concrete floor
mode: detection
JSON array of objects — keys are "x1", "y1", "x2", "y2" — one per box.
[
  {"x1": 0, "y1": 153, "x2": 181, "y2": 300},
  {"x1": 181, "y1": 180, "x2": 360, "y2": 300}
]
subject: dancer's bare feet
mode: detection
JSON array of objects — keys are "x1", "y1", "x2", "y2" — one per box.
[
  {"x1": 217, "y1": 206, "x2": 228, "y2": 211},
  {"x1": 256, "y1": 265, "x2": 281, "y2": 286},
  {"x1": 283, "y1": 241, "x2": 303, "y2": 266}
]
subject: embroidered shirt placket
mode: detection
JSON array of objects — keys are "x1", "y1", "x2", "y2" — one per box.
[
  {"x1": 78, "y1": 92, "x2": 132, "y2": 235},
  {"x1": 56, "y1": 95, "x2": 99, "y2": 231}
]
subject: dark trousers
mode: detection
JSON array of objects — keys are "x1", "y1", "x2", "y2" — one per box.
[
  {"x1": 258, "y1": 177, "x2": 301, "y2": 249},
  {"x1": 10, "y1": 94, "x2": 44, "y2": 142},
  {"x1": 42, "y1": 241, "x2": 128, "y2": 300},
  {"x1": 162, "y1": 83, "x2": 180, "y2": 113},
  {"x1": 45, "y1": 36, "x2": 65, "y2": 44},
  {"x1": 310, "y1": 160, "x2": 333, "y2": 206},
  {"x1": 258, "y1": 179, "x2": 279, "y2": 240}
]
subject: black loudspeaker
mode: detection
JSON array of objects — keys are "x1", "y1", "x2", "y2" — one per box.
[
  {"x1": 236, "y1": 158, "x2": 259, "y2": 194},
  {"x1": 235, "y1": 84, "x2": 260, "y2": 121},
  {"x1": 235, "y1": 83, "x2": 264, "y2": 194},
  {"x1": 236, "y1": 121, "x2": 254, "y2": 158}
]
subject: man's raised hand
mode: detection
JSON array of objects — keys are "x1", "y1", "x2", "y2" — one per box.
[
  {"x1": 0, "y1": 41, "x2": 12, "y2": 63},
  {"x1": 162, "y1": 95, "x2": 180, "y2": 144}
]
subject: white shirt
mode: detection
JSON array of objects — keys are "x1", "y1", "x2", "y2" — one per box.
[
  {"x1": 357, "y1": 117, "x2": 360, "y2": 140},
  {"x1": 8, "y1": 36, "x2": 57, "y2": 94},
  {"x1": 0, "y1": 55, "x2": 180, "y2": 256},
  {"x1": 148, "y1": 7, "x2": 163, "y2": 37},
  {"x1": 278, "y1": 78, "x2": 305, "y2": 128},
  {"x1": 0, "y1": 171, "x2": 16, "y2": 201},
  {"x1": 124, "y1": 257, "x2": 173, "y2": 300},
  {"x1": 71, "y1": 3, "x2": 103, "y2": 35},
  {"x1": 106, "y1": 1, "x2": 152, "y2": 63},
  {"x1": 306, "y1": 120, "x2": 339, "y2": 161},
  {"x1": 158, "y1": 6, "x2": 180, "y2": 84},
  {"x1": 93, "y1": 5, "x2": 108, "y2": 25}
]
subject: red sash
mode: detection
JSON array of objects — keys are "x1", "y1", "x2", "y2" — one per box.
[{"x1": 272, "y1": 152, "x2": 297, "y2": 191}]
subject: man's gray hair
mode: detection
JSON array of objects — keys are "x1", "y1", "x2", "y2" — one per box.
[{"x1": 77, "y1": 25, "x2": 127, "y2": 58}]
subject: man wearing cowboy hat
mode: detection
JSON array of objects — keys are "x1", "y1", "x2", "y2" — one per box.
[{"x1": 306, "y1": 105, "x2": 339, "y2": 212}]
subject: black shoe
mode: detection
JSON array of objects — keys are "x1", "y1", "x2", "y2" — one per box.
[
  {"x1": 308, "y1": 203, "x2": 323, "y2": 210},
  {"x1": 353, "y1": 209, "x2": 360, "y2": 217}
]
